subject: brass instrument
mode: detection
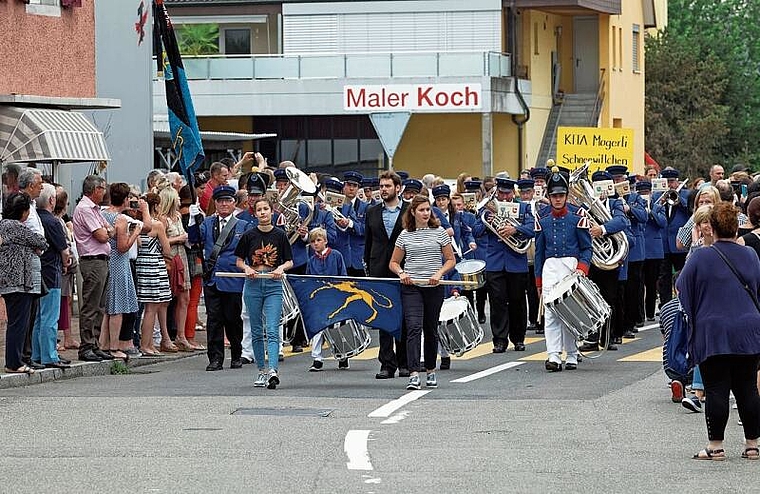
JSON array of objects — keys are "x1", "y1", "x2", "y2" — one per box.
[
  {"x1": 273, "y1": 167, "x2": 317, "y2": 244},
  {"x1": 480, "y1": 197, "x2": 531, "y2": 254},
  {"x1": 319, "y1": 191, "x2": 349, "y2": 223},
  {"x1": 657, "y1": 178, "x2": 689, "y2": 206},
  {"x1": 568, "y1": 162, "x2": 629, "y2": 271}
]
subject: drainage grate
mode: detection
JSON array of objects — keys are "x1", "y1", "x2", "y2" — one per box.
[{"x1": 232, "y1": 407, "x2": 333, "y2": 417}]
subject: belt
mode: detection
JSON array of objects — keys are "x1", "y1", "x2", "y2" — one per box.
[{"x1": 80, "y1": 254, "x2": 110, "y2": 261}]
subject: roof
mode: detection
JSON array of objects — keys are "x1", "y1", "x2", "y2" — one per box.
[{"x1": 153, "y1": 115, "x2": 276, "y2": 142}]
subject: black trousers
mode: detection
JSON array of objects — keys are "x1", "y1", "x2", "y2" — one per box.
[
  {"x1": 642, "y1": 258, "x2": 661, "y2": 319},
  {"x1": 287, "y1": 264, "x2": 308, "y2": 346},
  {"x1": 402, "y1": 285, "x2": 444, "y2": 373},
  {"x1": 589, "y1": 266, "x2": 619, "y2": 343},
  {"x1": 657, "y1": 253, "x2": 686, "y2": 307},
  {"x1": 527, "y1": 265, "x2": 540, "y2": 325},
  {"x1": 614, "y1": 281, "x2": 630, "y2": 336},
  {"x1": 700, "y1": 354, "x2": 760, "y2": 442},
  {"x1": 203, "y1": 283, "x2": 243, "y2": 364},
  {"x1": 346, "y1": 267, "x2": 365, "y2": 278},
  {"x1": 22, "y1": 297, "x2": 39, "y2": 362},
  {"x1": 378, "y1": 327, "x2": 407, "y2": 373},
  {"x1": 486, "y1": 271, "x2": 528, "y2": 346},
  {"x1": 625, "y1": 260, "x2": 644, "y2": 327},
  {"x1": 475, "y1": 285, "x2": 488, "y2": 318},
  {"x1": 3, "y1": 292, "x2": 33, "y2": 370}
]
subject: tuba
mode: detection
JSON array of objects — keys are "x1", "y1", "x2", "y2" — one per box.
[
  {"x1": 481, "y1": 197, "x2": 532, "y2": 254},
  {"x1": 273, "y1": 167, "x2": 317, "y2": 244},
  {"x1": 568, "y1": 162, "x2": 629, "y2": 270}
]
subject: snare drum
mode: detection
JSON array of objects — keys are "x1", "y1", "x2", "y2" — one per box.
[
  {"x1": 322, "y1": 320, "x2": 371, "y2": 360},
  {"x1": 454, "y1": 260, "x2": 486, "y2": 289},
  {"x1": 543, "y1": 273, "x2": 611, "y2": 342},
  {"x1": 437, "y1": 297, "x2": 483, "y2": 357}
]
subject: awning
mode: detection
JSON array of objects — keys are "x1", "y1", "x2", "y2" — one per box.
[
  {"x1": 153, "y1": 114, "x2": 276, "y2": 142},
  {"x1": 0, "y1": 105, "x2": 110, "y2": 164}
]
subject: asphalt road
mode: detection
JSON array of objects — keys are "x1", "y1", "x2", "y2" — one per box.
[{"x1": 0, "y1": 323, "x2": 755, "y2": 493}]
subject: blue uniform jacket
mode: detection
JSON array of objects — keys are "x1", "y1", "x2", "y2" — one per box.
[
  {"x1": 534, "y1": 207, "x2": 593, "y2": 285},
  {"x1": 292, "y1": 204, "x2": 338, "y2": 268},
  {"x1": 623, "y1": 192, "x2": 648, "y2": 263},
  {"x1": 188, "y1": 215, "x2": 252, "y2": 292},
  {"x1": 333, "y1": 198, "x2": 368, "y2": 271},
  {"x1": 472, "y1": 201, "x2": 535, "y2": 273},
  {"x1": 644, "y1": 200, "x2": 668, "y2": 260},
  {"x1": 306, "y1": 248, "x2": 347, "y2": 276},
  {"x1": 653, "y1": 190, "x2": 690, "y2": 254},
  {"x1": 460, "y1": 211, "x2": 485, "y2": 261}
]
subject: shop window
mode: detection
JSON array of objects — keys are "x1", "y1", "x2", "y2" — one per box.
[{"x1": 223, "y1": 28, "x2": 252, "y2": 55}]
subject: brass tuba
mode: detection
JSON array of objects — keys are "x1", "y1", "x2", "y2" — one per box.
[
  {"x1": 568, "y1": 162, "x2": 629, "y2": 270},
  {"x1": 481, "y1": 197, "x2": 532, "y2": 254},
  {"x1": 273, "y1": 167, "x2": 317, "y2": 244}
]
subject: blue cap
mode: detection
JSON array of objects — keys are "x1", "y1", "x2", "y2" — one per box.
[
  {"x1": 403, "y1": 179, "x2": 423, "y2": 192},
  {"x1": 325, "y1": 178, "x2": 344, "y2": 193},
  {"x1": 606, "y1": 165, "x2": 628, "y2": 177},
  {"x1": 591, "y1": 171, "x2": 612, "y2": 182},
  {"x1": 212, "y1": 185, "x2": 237, "y2": 201},
  {"x1": 343, "y1": 171, "x2": 363, "y2": 185},
  {"x1": 660, "y1": 168, "x2": 680, "y2": 179},
  {"x1": 495, "y1": 177, "x2": 516, "y2": 192},
  {"x1": 464, "y1": 180, "x2": 482, "y2": 192},
  {"x1": 635, "y1": 181, "x2": 652, "y2": 192},
  {"x1": 432, "y1": 184, "x2": 451, "y2": 198},
  {"x1": 628, "y1": 175, "x2": 637, "y2": 185},
  {"x1": 530, "y1": 167, "x2": 549, "y2": 180},
  {"x1": 273, "y1": 168, "x2": 288, "y2": 181},
  {"x1": 517, "y1": 179, "x2": 535, "y2": 190},
  {"x1": 396, "y1": 171, "x2": 410, "y2": 181}
]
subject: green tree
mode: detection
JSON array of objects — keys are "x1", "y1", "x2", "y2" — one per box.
[{"x1": 176, "y1": 24, "x2": 219, "y2": 56}]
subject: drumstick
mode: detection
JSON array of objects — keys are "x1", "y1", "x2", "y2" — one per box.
[{"x1": 215, "y1": 272, "x2": 479, "y2": 286}]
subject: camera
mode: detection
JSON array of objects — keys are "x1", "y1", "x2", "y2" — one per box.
[{"x1": 130, "y1": 200, "x2": 139, "y2": 209}]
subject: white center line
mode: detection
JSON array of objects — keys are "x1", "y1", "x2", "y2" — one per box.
[
  {"x1": 368, "y1": 390, "x2": 430, "y2": 418},
  {"x1": 451, "y1": 361, "x2": 525, "y2": 383},
  {"x1": 345, "y1": 430, "x2": 373, "y2": 470}
]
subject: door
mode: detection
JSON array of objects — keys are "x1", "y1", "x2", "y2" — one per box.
[{"x1": 573, "y1": 16, "x2": 599, "y2": 93}]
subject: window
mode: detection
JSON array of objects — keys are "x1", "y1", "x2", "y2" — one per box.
[
  {"x1": 223, "y1": 28, "x2": 252, "y2": 55},
  {"x1": 533, "y1": 23, "x2": 539, "y2": 56},
  {"x1": 612, "y1": 27, "x2": 617, "y2": 70},
  {"x1": 26, "y1": 0, "x2": 61, "y2": 16},
  {"x1": 632, "y1": 24, "x2": 641, "y2": 72}
]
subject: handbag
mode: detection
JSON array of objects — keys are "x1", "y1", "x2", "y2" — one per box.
[{"x1": 711, "y1": 244, "x2": 760, "y2": 312}]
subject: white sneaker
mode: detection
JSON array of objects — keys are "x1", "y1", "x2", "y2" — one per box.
[
  {"x1": 254, "y1": 371, "x2": 267, "y2": 387},
  {"x1": 267, "y1": 369, "x2": 280, "y2": 389}
]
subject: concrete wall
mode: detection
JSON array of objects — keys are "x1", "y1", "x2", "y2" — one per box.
[{"x1": 0, "y1": 2, "x2": 96, "y2": 98}]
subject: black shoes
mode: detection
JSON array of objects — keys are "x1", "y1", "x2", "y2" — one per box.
[
  {"x1": 545, "y1": 360, "x2": 562, "y2": 372},
  {"x1": 492, "y1": 344, "x2": 506, "y2": 353},
  {"x1": 291, "y1": 345, "x2": 304, "y2": 353},
  {"x1": 564, "y1": 362, "x2": 578, "y2": 370},
  {"x1": 439, "y1": 357, "x2": 451, "y2": 370},
  {"x1": 611, "y1": 337, "x2": 623, "y2": 345},
  {"x1": 338, "y1": 358, "x2": 350, "y2": 369},
  {"x1": 578, "y1": 342, "x2": 600, "y2": 352},
  {"x1": 310, "y1": 360, "x2": 324, "y2": 372},
  {"x1": 513, "y1": 343, "x2": 526, "y2": 352},
  {"x1": 478, "y1": 314, "x2": 487, "y2": 324},
  {"x1": 58, "y1": 357, "x2": 72, "y2": 365},
  {"x1": 28, "y1": 361, "x2": 45, "y2": 370},
  {"x1": 93, "y1": 349, "x2": 114, "y2": 360},
  {"x1": 623, "y1": 331, "x2": 636, "y2": 339},
  {"x1": 206, "y1": 360, "x2": 223, "y2": 371},
  {"x1": 45, "y1": 362, "x2": 71, "y2": 369},
  {"x1": 230, "y1": 358, "x2": 243, "y2": 369},
  {"x1": 79, "y1": 350, "x2": 103, "y2": 362},
  {"x1": 375, "y1": 369, "x2": 394, "y2": 379},
  {"x1": 398, "y1": 368, "x2": 411, "y2": 378},
  {"x1": 526, "y1": 323, "x2": 537, "y2": 332},
  {"x1": 240, "y1": 357, "x2": 253, "y2": 365}
]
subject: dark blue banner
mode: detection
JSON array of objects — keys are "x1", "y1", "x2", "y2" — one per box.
[
  {"x1": 153, "y1": 0, "x2": 204, "y2": 178},
  {"x1": 288, "y1": 276, "x2": 402, "y2": 339}
]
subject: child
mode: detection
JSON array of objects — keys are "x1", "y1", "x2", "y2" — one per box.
[{"x1": 306, "y1": 227, "x2": 349, "y2": 371}]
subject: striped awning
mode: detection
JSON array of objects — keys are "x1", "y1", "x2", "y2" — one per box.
[{"x1": 0, "y1": 106, "x2": 110, "y2": 164}]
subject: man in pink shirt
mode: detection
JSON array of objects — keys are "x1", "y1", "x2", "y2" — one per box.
[{"x1": 72, "y1": 175, "x2": 115, "y2": 362}]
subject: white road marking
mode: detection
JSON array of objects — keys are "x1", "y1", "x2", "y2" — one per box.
[
  {"x1": 380, "y1": 410, "x2": 410, "y2": 425},
  {"x1": 345, "y1": 430, "x2": 373, "y2": 471},
  {"x1": 368, "y1": 390, "x2": 430, "y2": 418},
  {"x1": 637, "y1": 322, "x2": 659, "y2": 332},
  {"x1": 450, "y1": 361, "x2": 525, "y2": 383}
]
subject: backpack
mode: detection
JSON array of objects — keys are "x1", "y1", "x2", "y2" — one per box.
[{"x1": 663, "y1": 309, "x2": 691, "y2": 382}]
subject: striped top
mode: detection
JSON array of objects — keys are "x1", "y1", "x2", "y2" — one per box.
[{"x1": 395, "y1": 227, "x2": 451, "y2": 281}]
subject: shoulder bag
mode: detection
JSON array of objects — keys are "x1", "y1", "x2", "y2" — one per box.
[{"x1": 712, "y1": 244, "x2": 760, "y2": 312}]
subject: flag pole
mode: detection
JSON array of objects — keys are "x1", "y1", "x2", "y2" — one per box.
[{"x1": 215, "y1": 272, "x2": 479, "y2": 286}]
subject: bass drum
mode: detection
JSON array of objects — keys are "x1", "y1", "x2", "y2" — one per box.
[
  {"x1": 437, "y1": 297, "x2": 483, "y2": 357},
  {"x1": 322, "y1": 320, "x2": 371, "y2": 360}
]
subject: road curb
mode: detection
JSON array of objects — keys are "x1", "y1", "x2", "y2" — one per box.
[{"x1": 0, "y1": 352, "x2": 203, "y2": 390}]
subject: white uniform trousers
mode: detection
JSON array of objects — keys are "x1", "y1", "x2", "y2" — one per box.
[{"x1": 541, "y1": 257, "x2": 580, "y2": 365}]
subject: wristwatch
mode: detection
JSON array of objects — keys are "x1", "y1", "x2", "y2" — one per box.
[{"x1": 397, "y1": 269, "x2": 405, "y2": 275}]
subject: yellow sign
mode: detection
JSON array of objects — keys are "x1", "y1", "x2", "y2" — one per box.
[{"x1": 556, "y1": 127, "x2": 634, "y2": 170}]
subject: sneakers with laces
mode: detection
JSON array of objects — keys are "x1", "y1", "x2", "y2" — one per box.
[
  {"x1": 338, "y1": 358, "x2": 350, "y2": 369},
  {"x1": 425, "y1": 372, "x2": 438, "y2": 388},
  {"x1": 254, "y1": 371, "x2": 267, "y2": 387},
  {"x1": 309, "y1": 360, "x2": 323, "y2": 372},
  {"x1": 681, "y1": 395, "x2": 702, "y2": 413},
  {"x1": 267, "y1": 369, "x2": 280, "y2": 389},
  {"x1": 406, "y1": 375, "x2": 421, "y2": 390}
]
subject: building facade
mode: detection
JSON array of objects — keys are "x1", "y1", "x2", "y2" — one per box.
[{"x1": 155, "y1": 0, "x2": 666, "y2": 179}]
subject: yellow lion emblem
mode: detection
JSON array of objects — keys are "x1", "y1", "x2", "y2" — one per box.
[{"x1": 310, "y1": 281, "x2": 393, "y2": 324}]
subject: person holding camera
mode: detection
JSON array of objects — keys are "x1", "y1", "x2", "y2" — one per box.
[{"x1": 188, "y1": 185, "x2": 252, "y2": 371}]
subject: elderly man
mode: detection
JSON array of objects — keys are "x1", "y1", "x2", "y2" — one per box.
[
  {"x1": 73, "y1": 175, "x2": 115, "y2": 362},
  {"x1": 199, "y1": 162, "x2": 231, "y2": 215},
  {"x1": 18, "y1": 168, "x2": 44, "y2": 367},
  {"x1": 709, "y1": 165, "x2": 724, "y2": 186}
]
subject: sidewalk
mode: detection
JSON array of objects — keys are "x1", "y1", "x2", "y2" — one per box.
[{"x1": 0, "y1": 298, "x2": 208, "y2": 389}]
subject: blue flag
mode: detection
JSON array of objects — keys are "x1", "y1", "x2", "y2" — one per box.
[
  {"x1": 288, "y1": 275, "x2": 402, "y2": 340},
  {"x1": 153, "y1": 0, "x2": 204, "y2": 179}
]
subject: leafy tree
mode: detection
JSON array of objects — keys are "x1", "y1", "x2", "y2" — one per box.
[{"x1": 176, "y1": 24, "x2": 219, "y2": 56}]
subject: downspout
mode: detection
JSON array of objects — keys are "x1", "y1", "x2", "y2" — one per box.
[{"x1": 507, "y1": 3, "x2": 530, "y2": 171}]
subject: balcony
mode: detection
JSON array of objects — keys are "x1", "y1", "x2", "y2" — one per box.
[
  {"x1": 512, "y1": 0, "x2": 621, "y2": 15},
  {"x1": 154, "y1": 51, "x2": 512, "y2": 81}
]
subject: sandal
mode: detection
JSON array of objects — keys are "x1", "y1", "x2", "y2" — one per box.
[
  {"x1": 4, "y1": 365, "x2": 35, "y2": 375},
  {"x1": 692, "y1": 448, "x2": 726, "y2": 461},
  {"x1": 174, "y1": 340, "x2": 195, "y2": 352},
  {"x1": 741, "y1": 447, "x2": 760, "y2": 460},
  {"x1": 109, "y1": 349, "x2": 128, "y2": 360}
]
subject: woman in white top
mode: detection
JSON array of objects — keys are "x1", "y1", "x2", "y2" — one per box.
[{"x1": 390, "y1": 194, "x2": 456, "y2": 390}]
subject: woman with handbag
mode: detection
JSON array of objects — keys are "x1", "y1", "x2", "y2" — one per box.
[{"x1": 677, "y1": 202, "x2": 760, "y2": 460}]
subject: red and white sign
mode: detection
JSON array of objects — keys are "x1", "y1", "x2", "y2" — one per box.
[{"x1": 344, "y1": 84, "x2": 482, "y2": 111}]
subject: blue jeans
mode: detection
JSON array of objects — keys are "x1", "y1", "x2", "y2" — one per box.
[
  {"x1": 32, "y1": 288, "x2": 62, "y2": 364},
  {"x1": 692, "y1": 365, "x2": 704, "y2": 391},
  {"x1": 243, "y1": 278, "x2": 283, "y2": 372}
]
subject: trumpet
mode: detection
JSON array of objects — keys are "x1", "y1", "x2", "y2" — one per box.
[{"x1": 657, "y1": 178, "x2": 689, "y2": 206}]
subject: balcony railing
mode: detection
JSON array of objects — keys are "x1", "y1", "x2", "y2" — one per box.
[{"x1": 154, "y1": 51, "x2": 512, "y2": 81}]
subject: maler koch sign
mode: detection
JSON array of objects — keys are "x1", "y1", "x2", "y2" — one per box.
[{"x1": 344, "y1": 84, "x2": 482, "y2": 111}]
